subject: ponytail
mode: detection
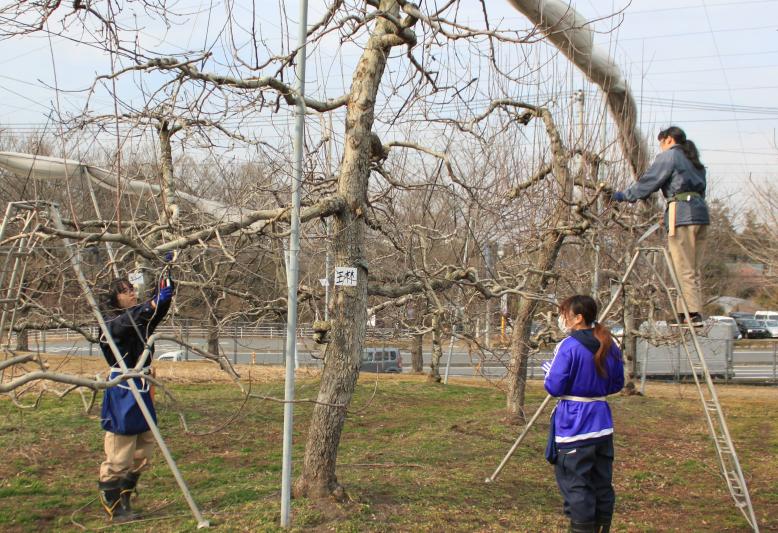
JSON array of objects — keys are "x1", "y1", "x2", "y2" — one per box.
[
  {"x1": 592, "y1": 322, "x2": 613, "y2": 378},
  {"x1": 658, "y1": 125, "x2": 704, "y2": 170},
  {"x1": 681, "y1": 139, "x2": 705, "y2": 170},
  {"x1": 559, "y1": 294, "x2": 615, "y2": 377}
]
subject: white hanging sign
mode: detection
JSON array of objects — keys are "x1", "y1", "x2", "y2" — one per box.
[
  {"x1": 334, "y1": 267, "x2": 357, "y2": 286},
  {"x1": 128, "y1": 270, "x2": 145, "y2": 287}
]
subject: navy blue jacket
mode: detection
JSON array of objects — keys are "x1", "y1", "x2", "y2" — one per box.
[
  {"x1": 545, "y1": 330, "x2": 624, "y2": 448},
  {"x1": 99, "y1": 298, "x2": 170, "y2": 369},
  {"x1": 622, "y1": 145, "x2": 709, "y2": 227}
]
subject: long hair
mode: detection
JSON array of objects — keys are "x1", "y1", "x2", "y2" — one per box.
[
  {"x1": 558, "y1": 295, "x2": 614, "y2": 377},
  {"x1": 658, "y1": 126, "x2": 704, "y2": 170}
]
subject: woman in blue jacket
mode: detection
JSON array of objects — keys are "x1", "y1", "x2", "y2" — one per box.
[
  {"x1": 97, "y1": 273, "x2": 173, "y2": 522},
  {"x1": 613, "y1": 126, "x2": 709, "y2": 324},
  {"x1": 544, "y1": 295, "x2": 624, "y2": 533}
]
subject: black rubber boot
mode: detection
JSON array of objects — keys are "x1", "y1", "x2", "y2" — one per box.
[
  {"x1": 119, "y1": 472, "x2": 141, "y2": 518},
  {"x1": 569, "y1": 521, "x2": 596, "y2": 533},
  {"x1": 596, "y1": 518, "x2": 612, "y2": 533},
  {"x1": 98, "y1": 479, "x2": 133, "y2": 522}
]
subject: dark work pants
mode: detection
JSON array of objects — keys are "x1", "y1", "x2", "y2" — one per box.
[{"x1": 554, "y1": 437, "x2": 615, "y2": 523}]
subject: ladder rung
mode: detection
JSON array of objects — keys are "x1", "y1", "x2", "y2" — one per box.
[{"x1": 725, "y1": 471, "x2": 740, "y2": 482}]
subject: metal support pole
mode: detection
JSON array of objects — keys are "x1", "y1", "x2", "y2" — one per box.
[
  {"x1": 233, "y1": 324, "x2": 238, "y2": 365},
  {"x1": 324, "y1": 220, "x2": 331, "y2": 322},
  {"x1": 49, "y1": 206, "x2": 208, "y2": 528},
  {"x1": 485, "y1": 395, "x2": 553, "y2": 483},
  {"x1": 483, "y1": 243, "x2": 492, "y2": 349},
  {"x1": 773, "y1": 341, "x2": 777, "y2": 384},
  {"x1": 443, "y1": 326, "x2": 456, "y2": 384},
  {"x1": 280, "y1": 0, "x2": 308, "y2": 527}
]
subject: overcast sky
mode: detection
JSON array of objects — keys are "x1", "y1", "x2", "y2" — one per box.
[{"x1": 0, "y1": 0, "x2": 776, "y2": 212}]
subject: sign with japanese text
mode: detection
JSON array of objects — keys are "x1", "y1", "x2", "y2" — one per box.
[{"x1": 334, "y1": 267, "x2": 357, "y2": 286}]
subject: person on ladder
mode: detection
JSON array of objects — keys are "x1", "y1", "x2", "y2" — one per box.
[
  {"x1": 612, "y1": 125, "x2": 710, "y2": 325},
  {"x1": 542, "y1": 295, "x2": 624, "y2": 533},
  {"x1": 97, "y1": 257, "x2": 174, "y2": 522}
]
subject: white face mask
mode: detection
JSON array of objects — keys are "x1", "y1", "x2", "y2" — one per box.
[{"x1": 557, "y1": 315, "x2": 570, "y2": 334}]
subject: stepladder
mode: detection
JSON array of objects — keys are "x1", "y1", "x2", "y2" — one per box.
[
  {"x1": 0, "y1": 201, "x2": 50, "y2": 349},
  {"x1": 486, "y1": 246, "x2": 759, "y2": 532}
]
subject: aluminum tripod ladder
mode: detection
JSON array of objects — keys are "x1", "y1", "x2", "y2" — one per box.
[
  {"x1": 0, "y1": 201, "x2": 209, "y2": 528},
  {"x1": 487, "y1": 246, "x2": 759, "y2": 532},
  {"x1": 0, "y1": 201, "x2": 47, "y2": 350}
]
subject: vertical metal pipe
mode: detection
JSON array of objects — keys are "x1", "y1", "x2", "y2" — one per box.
[
  {"x1": 324, "y1": 219, "x2": 330, "y2": 322},
  {"x1": 443, "y1": 326, "x2": 456, "y2": 384},
  {"x1": 280, "y1": 0, "x2": 308, "y2": 527},
  {"x1": 483, "y1": 243, "x2": 492, "y2": 349},
  {"x1": 233, "y1": 324, "x2": 238, "y2": 365}
]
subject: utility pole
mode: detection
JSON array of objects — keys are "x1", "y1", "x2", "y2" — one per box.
[
  {"x1": 592, "y1": 94, "x2": 606, "y2": 302},
  {"x1": 280, "y1": 0, "x2": 308, "y2": 527},
  {"x1": 483, "y1": 242, "x2": 492, "y2": 349},
  {"x1": 576, "y1": 89, "x2": 585, "y2": 146}
]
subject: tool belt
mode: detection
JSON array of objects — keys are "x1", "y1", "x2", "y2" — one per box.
[
  {"x1": 667, "y1": 191, "x2": 702, "y2": 236},
  {"x1": 668, "y1": 191, "x2": 702, "y2": 203}
]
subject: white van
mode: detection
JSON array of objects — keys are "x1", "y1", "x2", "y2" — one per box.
[
  {"x1": 709, "y1": 316, "x2": 740, "y2": 339},
  {"x1": 157, "y1": 350, "x2": 185, "y2": 362},
  {"x1": 754, "y1": 311, "x2": 778, "y2": 322}
]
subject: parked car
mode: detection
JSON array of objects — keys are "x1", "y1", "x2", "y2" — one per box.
[
  {"x1": 761, "y1": 320, "x2": 778, "y2": 338},
  {"x1": 157, "y1": 350, "x2": 185, "y2": 362},
  {"x1": 729, "y1": 312, "x2": 754, "y2": 320},
  {"x1": 709, "y1": 316, "x2": 741, "y2": 339},
  {"x1": 734, "y1": 319, "x2": 770, "y2": 339},
  {"x1": 606, "y1": 324, "x2": 624, "y2": 342},
  {"x1": 360, "y1": 347, "x2": 402, "y2": 373},
  {"x1": 754, "y1": 310, "x2": 778, "y2": 322}
]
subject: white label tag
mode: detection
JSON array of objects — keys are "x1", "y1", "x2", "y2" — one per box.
[{"x1": 334, "y1": 267, "x2": 357, "y2": 286}]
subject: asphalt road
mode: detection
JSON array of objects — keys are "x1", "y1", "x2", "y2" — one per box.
[{"x1": 32, "y1": 336, "x2": 778, "y2": 381}]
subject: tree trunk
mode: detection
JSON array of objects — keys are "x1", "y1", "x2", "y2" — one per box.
[
  {"x1": 622, "y1": 284, "x2": 639, "y2": 395},
  {"x1": 207, "y1": 312, "x2": 220, "y2": 355},
  {"x1": 158, "y1": 121, "x2": 179, "y2": 226},
  {"x1": 410, "y1": 332, "x2": 423, "y2": 373},
  {"x1": 15, "y1": 327, "x2": 29, "y2": 351},
  {"x1": 505, "y1": 108, "x2": 571, "y2": 423},
  {"x1": 428, "y1": 315, "x2": 443, "y2": 382},
  {"x1": 294, "y1": 1, "x2": 401, "y2": 500},
  {"x1": 505, "y1": 241, "x2": 563, "y2": 422}
]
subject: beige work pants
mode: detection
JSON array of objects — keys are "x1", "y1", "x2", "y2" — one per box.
[
  {"x1": 99, "y1": 430, "x2": 155, "y2": 482},
  {"x1": 667, "y1": 224, "x2": 708, "y2": 314}
]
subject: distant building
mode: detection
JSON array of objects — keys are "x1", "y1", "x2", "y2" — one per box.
[{"x1": 710, "y1": 296, "x2": 757, "y2": 314}]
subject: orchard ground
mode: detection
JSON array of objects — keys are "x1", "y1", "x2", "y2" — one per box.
[{"x1": 0, "y1": 356, "x2": 776, "y2": 531}]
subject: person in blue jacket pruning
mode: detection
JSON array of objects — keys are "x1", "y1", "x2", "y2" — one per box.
[
  {"x1": 97, "y1": 260, "x2": 174, "y2": 522},
  {"x1": 542, "y1": 295, "x2": 624, "y2": 533},
  {"x1": 612, "y1": 125, "x2": 709, "y2": 325}
]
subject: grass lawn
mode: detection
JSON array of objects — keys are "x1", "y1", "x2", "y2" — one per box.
[{"x1": 0, "y1": 368, "x2": 776, "y2": 532}]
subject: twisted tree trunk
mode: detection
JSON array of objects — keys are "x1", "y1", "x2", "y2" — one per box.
[
  {"x1": 410, "y1": 332, "x2": 424, "y2": 373},
  {"x1": 428, "y1": 314, "x2": 443, "y2": 383},
  {"x1": 506, "y1": 108, "x2": 571, "y2": 422},
  {"x1": 294, "y1": 0, "x2": 406, "y2": 500}
]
